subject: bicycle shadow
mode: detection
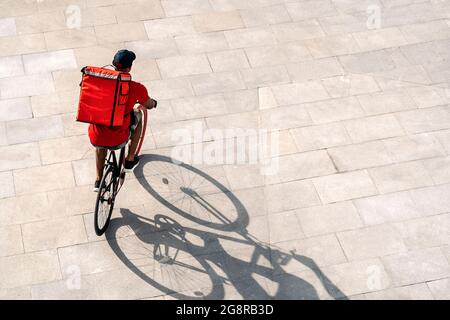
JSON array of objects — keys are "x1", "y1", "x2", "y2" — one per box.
[{"x1": 106, "y1": 154, "x2": 348, "y2": 300}]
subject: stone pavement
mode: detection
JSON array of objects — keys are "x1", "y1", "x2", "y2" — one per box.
[{"x1": 0, "y1": 0, "x2": 450, "y2": 300}]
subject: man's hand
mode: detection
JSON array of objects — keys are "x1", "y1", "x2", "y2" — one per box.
[{"x1": 142, "y1": 98, "x2": 157, "y2": 110}]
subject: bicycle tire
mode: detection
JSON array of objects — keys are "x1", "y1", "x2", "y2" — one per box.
[{"x1": 94, "y1": 165, "x2": 117, "y2": 236}]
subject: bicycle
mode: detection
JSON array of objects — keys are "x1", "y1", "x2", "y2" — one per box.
[{"x1": 94, "y1": 107, "x2": 149, "y2": 236}]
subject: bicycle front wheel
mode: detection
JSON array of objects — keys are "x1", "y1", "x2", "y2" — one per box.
[{"x1": 94, "y1": 165, "x2": 117, "y2": 236}]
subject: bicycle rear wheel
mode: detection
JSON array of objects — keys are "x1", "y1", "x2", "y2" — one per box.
[{"x1": 94, "y1": 165, "x2": 117, "y2": 236}]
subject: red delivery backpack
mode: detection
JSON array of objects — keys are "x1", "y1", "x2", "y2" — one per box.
[{"x1": 76, "y1": 66, "x2": 132, "y2": 127}]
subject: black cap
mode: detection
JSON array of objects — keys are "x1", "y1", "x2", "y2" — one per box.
[{"x1": 112, "y1": 49, "x2": 136, "y2": 69}]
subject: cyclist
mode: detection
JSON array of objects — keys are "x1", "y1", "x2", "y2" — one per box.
[{"x1": 89, "y1": 49, "x2": 157, "y2": 192}]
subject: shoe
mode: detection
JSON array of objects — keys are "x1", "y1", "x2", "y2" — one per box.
[
  {"x1": 93, "y1": 179, "x2": 101, "y2": 192},
  {"x1": 124, "y1": 156, "x2": 140, "y2": 172}
]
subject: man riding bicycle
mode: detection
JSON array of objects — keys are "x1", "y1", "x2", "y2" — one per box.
[{"x1": 89, "y1": 49, "x2": 157, "y2": 192}]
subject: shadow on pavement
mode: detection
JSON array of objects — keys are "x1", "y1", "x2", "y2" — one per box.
[{"x1": 106, "y1": 154, "x2": 348, "y2": 300}]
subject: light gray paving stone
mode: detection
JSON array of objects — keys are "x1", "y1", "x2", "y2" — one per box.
[
  {"x1": 39, "y1": 135, "x2": 91, "y2": 165},
  {"x1": 0, "y1": 171, "x2": 14, "y2": 199},
  {"x1": 189, "y1": 71, "x2": 246, "y2": 95},
  {"x1": 72, "y1": 158, "x2": 95, "y2": 186},
  {"x1": 260, "y1": 104, "x2": 312, "y2": 130},
  {"x1": 427, "y1": 278, "x2": 450, "y2": 300},
  {"x1": 171, "y1": 94, "x2": 228, "y2": 120},
  {"x1": 44, "y1": 28, "x2": 98, "y2": 51},
  {"x1": 0, "y1": 33, "x2": 46, "y2": 57},
  {"x1": 0, "y1": 142, "x2": 41, "y2": 171},
  {"x1": 209, "y1": 0, "x2": 285, "y2": 11},
  {"x1": 245, "y1": 43, "x2": 311, "y2": 68},
  {"x1": 0, "y1": 17, "x2": 16, "y2": 37},
  {"x1": 31, "y1": 90, "x2": 78, "y2": 117},
  {"x1": 382, "y1": 247, "x2": 450, "y2": 286},
  {"x1": 372, "y1": 65, "x2": 432, "y2": 91},
  {"x1": 126, "y1": 58, "x2": 160, "y2": 82},
  {"x1": 433, "y1": 129, "x2": 450, "y2": 155},
  {"x1": 6, "y1": 115, "x2": 64, "y2": 145},
  {"x1": 318, "y1": 12, "x2": 368, "y2": 35},
  {"x1": 231, "y1": 186, "x2": 268, "y2": 217},
  {"x1": 125, "y1": 39, "x2": 179, "y2": 59},
  {"x1": 406, "y1": 85, "x2": 450, "y2": 109},
  {"x1": 400, "y1": 20, "x2": 450, "y2": 43},
  {"x1": 422, "y1": 156, "x2": 450, "y2": 185},
  {"x1": 0, "y1": 225, "x2": 23, "y2": 257},
  {"x1": 268, "y1": 210, "x2": 304, "y2": 244},
  {"x1": 147, "y1": 77, "x2": 194, "y2": 100},
  {"x1": 0, "y1": 250, "x2": 61, "y2": 288},
  {"x1": 339, "y1": 50, "x2": 398, "y2": 74},
  {"x1": 410, "y1": 184, "x2": 450, "y2": 216},
  {"x1": 14, "y1": 9, "x2": 66, "y2": 35},
  {"x1": 290, "y1": 122, "x2": 350, "y2": 152},
  {"x1": 271, "y1": 81, "x2": 330, "y2": 106},
  {"x1": 0, "y1": 286, "x2": 31, "y2": 300},
  {"x1": 285, "y1": 0, "x2": 338, "y2": 21},
  {"x1": 62, "y1": 113, "x2": 88, "y2": 137},
  {"x1": 241, "y1": 65, "x2": 290, "y2": 89},
  {"x1": 224, "y1": 89, "x2": 259, "y2": 113},
  {"x1": 46, "y1": 185, "x2": 96, "y2": 217},
  {"x1": 352, "y1": 27, "x2": 408, "y2": 51},
  {"x1": 151, "y1": 119, "x2": 208, "y2": 148},
  {"x1": 143, "y1": 16, "x2": 195, "y2": 39},
  {"x1": 306, "y1": 96, "x2": 364, "y2": 124},
  {"x1": 273, "y1": 150, "x2": 336, "y2": 183},
  {"x1": 30, "y1": 276, "x2": 98, "y2": 300},
  {"x1": 0, "y1": 121, "x2": 6, "y2": 146},
  {"x1": 356, "y1": 90, "x2": 417, "y2": 116},
  {"x1": 207, "y1": 49, "x2": 250, "y2": 72},
  {"x1": 271, "y1": 20, "x2": 325, "y2": 42},
  {"x1": 343, "y1": 114, "x2": 405, "y2": 143},
  {"x1": 369, "y1": 161, "x2": 434, "y2": 194},
  {"x1": 328, "y1": 141, "x2": 393, "y2": 172},
  {"x1": 273, "y1": 234, "x2": 347, "y2": 275},
  {"x1": 337, "y1": 224, "x2": 407, "y2": 260},
  {"x1": 0, "y1": 73, "x2": 55, "y2": 99},
  {"x1": 383, "y1": 133, "x2": 446, "y2": 163},
  {"x1": 23, "y1": 49, "x2": 77, "y2": 75},
  {"x1": 192, "y1": 11, "x2": 244, "y2": 32},
  {"x1": 0, "y1": 193, "x2": 52, "y2": 226},
  {"x1": 0, "y1": 97, "x2": 32, "y2": 122},
  {"x1": 78, "y1": 5, "x2": 117, "y2": 27},
  {"x1": 157, "y1": 54, "x2": 212, "y2": 78},
  {"x1": 205, "y1": 111, "x2": 259, "y2": 135},
  {"x1": 353, "y1": 191, "x2": 423, "y2": 225},
  {"x1": 52, "y1": 69, "x2": 82, "y2": 92},
  {"x1": 400, "y1": 41, "x2": 446, "y2": 66},
  {"x1": 321, "y1": 74, "x2": 380, "y2": 98},
  {"x1": 265, "y1": 179, "x2": 321, "y2": 214},
  {"x1": 22, "y1": 216, "x2": 88, "y2": 252},
  {"x1": 313, "y1": 170, "x2": 378, "y2": 204},
  {"x1": 57, "y1": 240, "x2": 124, "y2": 276},
  {"x1": 0, "y1": 0, "x2": 36, "y2": 17},
  {"x1": 296, "y1": 201, "x2": 363, "y2": 237},
  {"x1": 13, "y1": 162, "x2": 76, "y2": 195},
  {"x1": 95, "y1": 22, "x2": 148, "y2": 44},
  {"x1": 224, "y1": 164, "x2": 266, "y2": 190},
  {"x1": 161, "y1": 0, "x2": 212, "y2": 17},
  {"x1": 362, "y1": 283, "x2": 434, "y2": 300},
  {"x1": 225, "y1": 27, "x2": 276, "y2": 48},
  {"x1": 323, "y1": 258, "x2": 392, "y2": 296},
  {"x1": 395, "y1": 106, "x2": 450, "y2": 134},
  {"x1": 332, "y1": 0, "x2": 383, "y2": 13},
  {"x1": 287, "y1": 57, "x2": 344, "y2": 82},
  {"x1": 0, "y1": 56, "x2": 23, "y2": 78},
  {"x1": 392, "y1": 214, "x2": 450, "y2": 250},
  {"x1": 112, "y1": 0, "x2": 164, "y2": 23},
  {"x1": 304, "y1": 34, "x2": 360, "y2": 58},
  {"x1": 239, "y1": 4, "x2": 292, "y2": 27},
  {"x1": 175, "y1": 32, "x2": 230, "y2": 54}
]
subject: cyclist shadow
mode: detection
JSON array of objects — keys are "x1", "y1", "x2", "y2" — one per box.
[{"x1": 106, "y1": 154, "x2": 348, "y2": 300}]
